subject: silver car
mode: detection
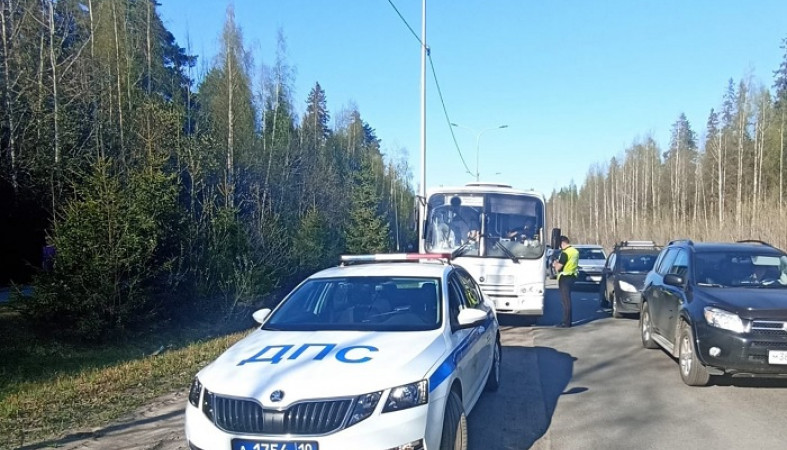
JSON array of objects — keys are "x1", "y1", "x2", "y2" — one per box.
[{"x1": 574, "y1": 244, "x2": 608, "y2": 285}]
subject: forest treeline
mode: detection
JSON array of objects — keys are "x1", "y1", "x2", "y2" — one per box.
[
  {"x1": 0, "y1": 1, "x2": 416, "y2": 339},
  {"x1": 549, "y1": 37, "x2": 787, "y2": 250}
]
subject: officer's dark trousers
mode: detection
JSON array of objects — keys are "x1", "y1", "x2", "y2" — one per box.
[{"x1": 558, "y1": 275, "x2": 576, "y2": 327}]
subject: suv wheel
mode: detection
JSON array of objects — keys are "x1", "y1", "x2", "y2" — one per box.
[
  {"x1": 640, "y1": 303, "x2": 658, "y2": 349},
  {"x1": 678, "y1": 323, "x2": 710, "y2": 386}
]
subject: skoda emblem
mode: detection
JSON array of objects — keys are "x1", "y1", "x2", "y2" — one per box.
[
  {"x1": 270, "y1": 390, "x2": 285, "y2": 402},
  {"x1": 479, "y1": 276, "x2": 485, "y2": 282}
]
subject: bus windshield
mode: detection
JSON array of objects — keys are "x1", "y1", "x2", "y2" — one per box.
[{"x1": 424, "y1": 192, "x2": 545, "y2": 260}]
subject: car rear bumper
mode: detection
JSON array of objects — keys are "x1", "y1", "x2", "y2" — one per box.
[
  {"x1": 695, "y1": 323, "x2": 787, "y2": 376},
  {"x1": 576, "y1": 270, "x2": 603, "y2": 284}
]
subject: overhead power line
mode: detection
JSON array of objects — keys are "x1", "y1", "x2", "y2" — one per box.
[
  {"x1": 384, "y1": 0, "x2": 474, "y2": 177},
  {"x1": 427, "y1": 54, "x2": 473, "y2": 177},
  {"x1": 386, "y1": 0, "x2": 423, "y2": 46}
]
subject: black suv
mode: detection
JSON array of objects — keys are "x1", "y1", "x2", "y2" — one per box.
[
  {"x1": 600, "y1": 241, "x2": 660, "y2": 318},
  {"x1": 640, "y1": 239, "x2": 787, "y2": 386}
]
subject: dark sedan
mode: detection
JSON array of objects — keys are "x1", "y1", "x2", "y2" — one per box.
[
  {"x1": 600, "y1": 241, "x2": 660, "y2": 318},
  {"x1": 640, "y1": 240, "x2": 787, "y2": 385}
]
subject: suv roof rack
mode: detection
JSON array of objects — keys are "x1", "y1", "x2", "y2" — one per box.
[
  {"x1": 340, "y1": 253, "x2": 451, "y2": 266},
  {"x1": 668, "y1": 239, "x2": 694, "y2": 246},
  {"x1": 615, "y1": 240, "x2": 659, "y2": 249},
  {"x1": 736, "y1": 239, "x2": 775, "y2": 247}
]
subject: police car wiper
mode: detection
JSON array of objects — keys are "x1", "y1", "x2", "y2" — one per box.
[{"x1": 494, "y1": 240, "x2": 519, "y2": 263}]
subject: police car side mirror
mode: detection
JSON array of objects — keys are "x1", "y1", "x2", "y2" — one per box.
[
  {"x1": 457, "y1": 308, "x2": 487, "y2": 329},
  {"x1": 252, "y1": 308, "x2": 272, "y2": 324}
]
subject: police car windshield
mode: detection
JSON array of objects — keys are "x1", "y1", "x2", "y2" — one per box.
[{"x1": 264, "y1": 277, "x2": 442, "y2": 331}]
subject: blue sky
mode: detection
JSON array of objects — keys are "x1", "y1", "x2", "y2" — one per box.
[{"x1": 157, "y1": 0, "x2": 787, "y2": 196}]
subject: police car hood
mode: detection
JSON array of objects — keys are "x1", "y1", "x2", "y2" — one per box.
[{"x1": 198, "y1": 329, "x2": 447, "y2": 406}]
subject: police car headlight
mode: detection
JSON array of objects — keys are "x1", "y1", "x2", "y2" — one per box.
[
  {"x1": 188, "y1": 377, "x2": 202, "y2": 407},
  {"x1": 382, "y1": 380, "x2": 428, "y2": 413},
  {"x1": 618, "y1": 281, "x2": 638, "y2": 293},
  {"x1": 704, "y1": 307, "x2": 746, "y2": 333},
  {"x1": 347, "y1": 391, "x2": 382, "y2": 426}
]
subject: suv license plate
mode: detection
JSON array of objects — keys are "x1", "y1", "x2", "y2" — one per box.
[
  {"x1": 768, "y1": 350, "x2": 787, "y2": 365},
  {"x1": 232, "y1": 440, "x2": 318, "y2": 450}
]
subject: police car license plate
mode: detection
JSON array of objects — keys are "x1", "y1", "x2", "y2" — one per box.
[
  {"x1": 232, "y1": 440, "x2": 318, "y2": 450},
  {"x1": 768, "y1": 350, "x2": 787, "y2": 365}
]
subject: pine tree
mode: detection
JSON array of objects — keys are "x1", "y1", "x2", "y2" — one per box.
[{"x1": 345, "y1": 155, "x2": 390, "y2": 254}]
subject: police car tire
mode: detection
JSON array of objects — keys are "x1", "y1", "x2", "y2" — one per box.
[
  {"x1": 484, "y1": 339, "x2": 501, "y2": 392},
  {"x1": 440, "y1": 391, "x2": 468, "y2": 450}
]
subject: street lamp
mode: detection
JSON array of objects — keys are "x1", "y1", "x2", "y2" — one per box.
[{"x1": 451, "y1": 123, "x2": 508, "y2": 182}]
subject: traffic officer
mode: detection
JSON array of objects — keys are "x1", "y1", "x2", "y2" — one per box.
[{"x1": 552, "y1": 235, "x2": 579, "y2": 327}]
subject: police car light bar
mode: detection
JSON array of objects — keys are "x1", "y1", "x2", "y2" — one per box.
[{"x1": 340, "y1": 253, "x2": 452, "y2": 265}]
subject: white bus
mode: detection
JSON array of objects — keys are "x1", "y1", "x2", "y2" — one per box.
[{"x1": 420, "y1": 182, "x2": 549, "y2": 315}]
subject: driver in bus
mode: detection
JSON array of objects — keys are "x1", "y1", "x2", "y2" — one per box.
[
  {"x1": 449, "y1": 196, "x2": 480, "y2": 245},
  {"x1": 507, "y1": 217, "x2": 539, "y2": 241}
]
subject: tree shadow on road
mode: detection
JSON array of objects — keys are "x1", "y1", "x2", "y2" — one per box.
[
  {"x1": 468, "y1": 345, "x2": 578, "y2": 449},
  {"x1": 15, "y1": 407, "x2": 183, "y2": 450}
]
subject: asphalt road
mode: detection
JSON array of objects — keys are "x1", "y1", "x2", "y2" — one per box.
[
  {"x1": 27, "y1": 281, "x2": 787, "y2": 450},
  {"x1": 468, "y1": 280, "x2": 787, "y2": 450}
]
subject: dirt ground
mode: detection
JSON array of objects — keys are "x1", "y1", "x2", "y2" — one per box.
[{"x1": 27, "y1": 391, "x2": 188, "y2": 450}]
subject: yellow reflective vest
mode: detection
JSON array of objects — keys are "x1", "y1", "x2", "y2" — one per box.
[{"x1": 558, "y1": 245, "x2": 579, "y2": 279}]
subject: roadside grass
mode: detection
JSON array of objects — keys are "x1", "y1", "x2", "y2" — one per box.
[{"x1": 0, "y1": 304, "x2": 251, "y2": 449}]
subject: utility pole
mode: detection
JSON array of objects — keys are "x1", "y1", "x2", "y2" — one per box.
[{"x1": 419, "y1": 0, "x2": 427, "y2": 245}]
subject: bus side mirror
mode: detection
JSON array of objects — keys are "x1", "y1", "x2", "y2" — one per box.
[{"x1": 551, "y1": 228, "x2": 561, "y2": 250}]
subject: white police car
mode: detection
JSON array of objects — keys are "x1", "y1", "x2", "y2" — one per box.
[{"x1": 185, "y1": 253, "x2": 501, "y2": 450}]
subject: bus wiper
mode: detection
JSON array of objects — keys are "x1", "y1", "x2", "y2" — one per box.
[
  {"x1": 494, "y1": 240, "x2": 519, "y2": 263},
  {"x1": 452, "y1": 242, "x2": 473, "y2": 258}
]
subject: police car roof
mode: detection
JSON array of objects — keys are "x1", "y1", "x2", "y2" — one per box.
[{"x1": 312, "y1": 262, "x2": 451, "y2": 279}]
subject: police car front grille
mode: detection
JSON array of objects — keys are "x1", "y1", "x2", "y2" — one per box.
[
  {"x1": 205, "y1": 391, "x2": 352, "y2": 435},
  {"x1": 284, "y1": 400, "x2": 351, "y2": 434}
]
